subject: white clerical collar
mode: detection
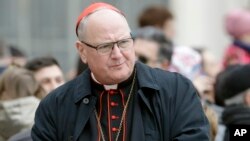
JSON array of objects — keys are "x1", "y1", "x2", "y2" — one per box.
[{"x1": 91, "y1": 72, "x2": 118, "y2": 90}]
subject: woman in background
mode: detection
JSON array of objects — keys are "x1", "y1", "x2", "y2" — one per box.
[{"x1": 0, "y1": 66, "x2": 45, "y2": 141}]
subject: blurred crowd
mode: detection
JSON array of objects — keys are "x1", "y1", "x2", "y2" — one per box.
[{"x1": 0, "y1": 4, "x2": 250, "y2": 141}]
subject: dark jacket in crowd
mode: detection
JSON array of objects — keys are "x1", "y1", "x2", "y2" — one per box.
[
  {"x1": 32, "y1": 62, "x2": 209, "y2": 141},
  {"x1": 222, "y1": 104, "x2": 250, "y2": 141}
]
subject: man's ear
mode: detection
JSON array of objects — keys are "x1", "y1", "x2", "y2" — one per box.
[{"x1": 75, "y1": 41, "x2": 87, "y2": 63}]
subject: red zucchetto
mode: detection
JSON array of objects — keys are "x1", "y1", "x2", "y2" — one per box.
[{"x1": 75, "y1": 2, "x2": 123, "y2": 37}]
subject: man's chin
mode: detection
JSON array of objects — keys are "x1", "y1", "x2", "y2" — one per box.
[{"x1": 111, "y1": 72, "x2": 131, "y2": 83}]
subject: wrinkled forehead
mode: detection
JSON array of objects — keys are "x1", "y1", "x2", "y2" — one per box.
[{"x1": 83, "y1": 10, "x2": 131, "y2": 40}]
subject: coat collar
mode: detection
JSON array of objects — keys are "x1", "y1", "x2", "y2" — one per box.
[
  {"x1": 74, "y1": 68, "x2": 92, "y2": 103},
  {"x1": 73, "y1": 61, "x2": 160, "y2": 103},
  {"x1": 135, "y1": 61, "x2": 160, "y2": 90}
]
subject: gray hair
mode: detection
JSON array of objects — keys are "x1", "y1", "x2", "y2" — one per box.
[
  {"x1": 0, "y1": 66, "x2": 45, "y2": 100},
  {"x1": 77, "y1": 17, "x2": 89, "y2": 41}
]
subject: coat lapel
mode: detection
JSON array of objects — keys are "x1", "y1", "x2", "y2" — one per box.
[
  {"x1": 73, "y1": 96, "x2": 97, "y2": 141},
  {"x1": 135, "y1": 62, "x2": 160, "y2": 115},
  {"x1": 73, "y1": 69, "x2": 97, "y2": 141}
]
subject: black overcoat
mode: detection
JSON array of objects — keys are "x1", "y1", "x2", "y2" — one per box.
[{"x1": 32, "y1": 62, "x2": 209, "y2": 141}]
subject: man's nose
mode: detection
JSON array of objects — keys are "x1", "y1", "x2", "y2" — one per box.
[{"x1": 110, "y1": 44, "x2": 123, "y2": 58}]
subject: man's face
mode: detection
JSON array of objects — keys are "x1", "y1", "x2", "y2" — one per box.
[
  {"x1": 203, "y1": 50, "x2": 221, "y2": 78},
  {"x1": 163, "y1": 20, "x2": 175, "y2": 40},
  {"x1": 76, "y1": 10, "x2": 136, "y2": 85},
  {"x1": 34, "y1": 65, "x2": 65, "y2": 94},
  {"x1": 134, "y1": 39, "x2": 160, "y2": 68}
]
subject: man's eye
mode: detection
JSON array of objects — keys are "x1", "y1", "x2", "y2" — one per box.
[
  {"x1": 56, "y1": 77, "x2": 64, "y2": 84},
  {"x1": 98, "y1": 44, "x2": 113, "y2": 49},
  {"x1": 118, "y1": 40, "x2": 130, "y2": 47},
  {"x1": 41, "y1": 79, "x2": 50, "y2": 84},
  {"x1": 119, "y1": 40, "x2": 128, "y2": 44}
]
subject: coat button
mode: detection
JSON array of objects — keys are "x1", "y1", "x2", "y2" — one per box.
[
  {"x1": 110, "y1": 102, "x2": 118, "y2": 106},
  {"x1": 111, "y1": 115, "x2": 119, "y2": 120},
  {"x1": 112, "y1": 127, "x2": 118, "y2": 132},
  {"x1": 109, "y1": 90, "x2": 117, "y2": 95},
  {"x1": 83, "y1": 98, "x2": 89, "y2": 104}
]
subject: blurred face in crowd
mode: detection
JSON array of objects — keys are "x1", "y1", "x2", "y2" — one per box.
[
  {"x1": 76, "y1": 10, "x2": 136, "y2": 85},
  {"x1": 134, "y1": 39, "x2": 160, "y2": 68},
  {"x1": 34, "y1": 65, "x2": 65, "y2": 94},
  {"x1": 163, "y1": 19, "x2": 175, "y2": 40},
  {"x1": 202, "y1": 50, "x2": 221, "y2": 78}
]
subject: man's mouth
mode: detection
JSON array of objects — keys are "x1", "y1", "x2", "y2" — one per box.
[{"x1": 110, "y1": 61, "x2": 125, "y2": 68}]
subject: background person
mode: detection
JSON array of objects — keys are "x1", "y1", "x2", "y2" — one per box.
[
  {"x1": 0, "y1": 66, "x2": 44, "y2": 141},
  {"x1": 138, "y1": 5, "x2": 175, "y2": 40},
  {"x1": 134, "y1": 26, "x2": 173, "y2": 69},
  {"x1": 215, "y1": 64, "x2": 250, "y2": 141},
  {"x1": 222, "y1": 8, "x2": 250, "y2": 68},
  {"x1": 25, "y1": 56, "x2": 65, "y2": 95}
]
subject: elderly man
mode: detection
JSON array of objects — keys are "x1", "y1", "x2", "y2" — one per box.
[{"x1": 32, "y1": 2, "x2": 209, "y2": 141}]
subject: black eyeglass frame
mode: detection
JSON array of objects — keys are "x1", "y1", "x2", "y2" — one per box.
[{"x1": 80, "y1": 33, "x2": 135, "y2": 52}]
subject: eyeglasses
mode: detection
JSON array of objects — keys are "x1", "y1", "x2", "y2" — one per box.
[{"x1": 81, "y1": 37, "x2": 134, "y2": 55}]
